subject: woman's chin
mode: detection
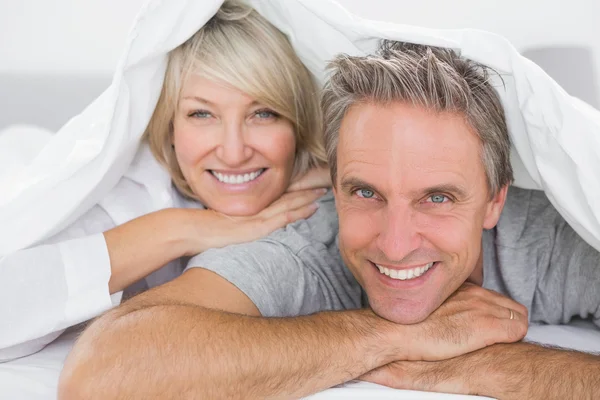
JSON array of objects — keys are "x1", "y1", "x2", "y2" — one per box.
[{"x1": 207, "y1": 198, "x2": 275, "y2": 217}]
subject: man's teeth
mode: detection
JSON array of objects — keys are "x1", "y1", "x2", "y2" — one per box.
[
  {"x1": 375, "y1": 262, "x2": 434, "y2": 280},
  {"x1": 211, "y1": 169, "x2": 264, "y2": 184}
]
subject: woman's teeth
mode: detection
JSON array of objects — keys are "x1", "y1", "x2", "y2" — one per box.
[
  {"x1": 211, "y1": 169, "x2": 264, "y2": 184},
  {"x1": 375, "y1": 262, "x2": 434, "y2": 280}
]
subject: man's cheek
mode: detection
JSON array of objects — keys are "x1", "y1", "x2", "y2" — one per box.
[
  {"x1": 424, "y1": 215, "x2": 469, "y2": 253},
  {"x1": 339, "y1": 208, "x2": 379, "y2": 253}
]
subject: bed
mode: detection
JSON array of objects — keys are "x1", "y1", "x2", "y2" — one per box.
[{"x1": 1, "y1": 1, "x2": 599, "y2": 396}]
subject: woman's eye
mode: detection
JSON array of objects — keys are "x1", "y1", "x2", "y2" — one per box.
[
  {"x1": 428, "y1": 194, "x2": 448, "y2": 204},
  {"x1": 254, "y1": 109, "x2": 278, "y2": 119},
  {"x1": 356, "y1": 189, "x2": 375, "y2": 199},
  {"x1": 189, "y1": 110, "x2": 212, "y2": 119}
]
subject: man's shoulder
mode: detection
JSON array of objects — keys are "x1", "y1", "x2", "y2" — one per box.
[
  {"x1": 187, "y1": 190, "x2": 340, "y2": 271},
  {"x1": 495, "y1": 186, "x2": 562, "y2": 248},
  {"x1": 184, "y1": 190, "x2": 360, "y2": 316}
]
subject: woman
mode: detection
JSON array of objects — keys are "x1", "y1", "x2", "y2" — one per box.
[{"x1": 0, "y1": 0, "x2": 329, "y2": 361}]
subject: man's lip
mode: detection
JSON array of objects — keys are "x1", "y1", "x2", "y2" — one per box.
[
  {"x1": 371, "y1": 260, "x2": 438, "y2": 285},
  {"x1": 371, "y1": 261, "x2": 437, "y2": 271}
]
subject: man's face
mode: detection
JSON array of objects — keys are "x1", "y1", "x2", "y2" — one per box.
[{"x1": 334, "y1": 102, "x2": 507, "y2": 324}]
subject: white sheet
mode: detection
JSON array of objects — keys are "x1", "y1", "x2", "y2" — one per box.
[{"x1": 2, "y1": 323, "x2": 598, "y2": 400}]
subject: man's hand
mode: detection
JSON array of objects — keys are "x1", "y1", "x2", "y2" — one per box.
[
  {"x1": 402, "y1": 283, "x2": 529, "y2": 361},
  {"x1": 362, "y1": 342, "x2": 600, "y2": 400},
  {"x1": 360, "y1": 359, "x2": 476, "y2": 396}
]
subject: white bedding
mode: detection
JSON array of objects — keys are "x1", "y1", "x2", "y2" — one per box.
[{"x1": 2, "y1": 323, "x2": 598, "y2": 400}]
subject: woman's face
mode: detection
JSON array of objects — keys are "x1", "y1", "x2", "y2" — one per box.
[{"x1": 172, "y1": 75, "x2": 297, "y2": 216}]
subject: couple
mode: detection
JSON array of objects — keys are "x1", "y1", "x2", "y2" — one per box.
[{"x1": 3, "y1": 1, "x2": 599, "y2": 399}]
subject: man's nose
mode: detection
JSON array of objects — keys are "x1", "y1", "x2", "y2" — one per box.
[
  {"x1": 375, "y1": 205, "x2": 422, "y2": 263},
  {"x1": 216, "y1": 122, "x2": 254, "y2": 166}
]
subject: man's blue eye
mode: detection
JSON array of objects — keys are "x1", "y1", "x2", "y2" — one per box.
[
  {"x1": 430, "y1": 194, "x2": 447, "y2": 203},
  {"x1": 357, "y1": 189, "x2": 375, "y2": 198}
]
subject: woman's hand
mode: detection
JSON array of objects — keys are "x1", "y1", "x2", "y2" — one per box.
[
  {"x1": 105, "y1": 188, "x2": 326, "y2": 293},
  {"x1": 186, "y1": 188, "x2": 327, "y2": 255},
  {"x1": 287, "y1": 165, "x2": 331, "y2": 192}
]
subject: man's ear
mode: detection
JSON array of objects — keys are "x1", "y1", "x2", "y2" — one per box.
[{"x1": 483, "y1": 184, "x2": 509, "y2": 229}]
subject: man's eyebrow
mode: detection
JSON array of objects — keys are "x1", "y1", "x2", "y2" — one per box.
[
  {"x1": 420, "y1": 184, "x2": 468, "y2": 198},
  {"x1": 340, "y1": 177, "x2": 380, "y2": 194}
]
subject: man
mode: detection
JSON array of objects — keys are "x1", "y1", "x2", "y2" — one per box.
[{"x1": 59, "y1": 42, "x2": 600, "y2": 399}]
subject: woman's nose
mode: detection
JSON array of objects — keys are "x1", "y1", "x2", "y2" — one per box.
[{"x1": 216, "y1": 123, "x2": 254, "y2": 166}]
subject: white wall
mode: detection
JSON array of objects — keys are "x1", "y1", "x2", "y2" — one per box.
[
  {"x1": 1, "y1": 0, "x2": 598, "y2": 74},
  {"x1": 0, "y1": 0, "x2": 598, "y2": 116},
  {"x1": 0, "y1": 0, "x2": 144, "y2": 74}
]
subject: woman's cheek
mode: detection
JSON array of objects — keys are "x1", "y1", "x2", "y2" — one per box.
[
  {"x1": 264, "y1": 126, "x2": 297, "y2": 167},
  {"x1": 174, "y1": 124, "x2": 213, "y2": 166}
]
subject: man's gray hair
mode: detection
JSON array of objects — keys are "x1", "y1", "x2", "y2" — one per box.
[{"x1": 321, "y1": 40, "x2": 513, "y2": 196}]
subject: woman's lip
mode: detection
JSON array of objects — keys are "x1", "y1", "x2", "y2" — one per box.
[
  {"x1": 208, "y1": 168, "x2": 266, "y2": 174},
  {"x1": 208, "y1": 168, "x2": 267, "y2": 189}
]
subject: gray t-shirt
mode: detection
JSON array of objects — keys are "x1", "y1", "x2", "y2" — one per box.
[
  {"x1": 483, "y1": 187, "x2": 600, "y2": 326},
  {"x1": 186, "y1": 187, "x2": 600, "y2": 326},
  {"x1": 187, "y1": 191, "x2": 363, "y2": 316}
]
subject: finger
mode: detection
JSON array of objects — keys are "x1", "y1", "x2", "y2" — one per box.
[
  {"x1": 359, "y1": 363, "x2": 411, "y2": 390},
  {"x1": 489, "y1": 312, "x2": 529, "y2": 344},
  {"x1": 486, "y1": 303, "x2": 527, "y2": 324},
  {"x1": 259, "y1": 188, "x2": 326, "y2": 219},
  {"x1": 445, "y1": 287, "x2": 528, "y2": 346},
  {"x1": 365, "y1": 362, "x2": 471, "y2": 395},
  {"x1": 259, "y1": 202, "x2": 319, "y2": 235},
  {"x1": 478, "y1": 289, "x2": 529, "y2": 320},
  {"x1": 287, "y1": 166, "x2": 331, "y2": 192},
  {"x1": 459, "y1": 284, "x2": 529, "y2": 320},
  {"x1": 359, "y1": 369, "x2": 398, "y2": 388},
  {"x1": 468, "y1": 304, "x2": 529, "y2": 347}
]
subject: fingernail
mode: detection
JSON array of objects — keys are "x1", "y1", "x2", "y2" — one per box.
[
  {"x1": 311, "y1": 202, "x2": 320, "y2": 209},
  {"x1": 315, "y1": 188, "x2": 328, "y2": 194}
]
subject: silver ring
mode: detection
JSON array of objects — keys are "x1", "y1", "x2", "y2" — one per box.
[{"x1": 509, "y1": 309, "x2": 514, "y2": 320}]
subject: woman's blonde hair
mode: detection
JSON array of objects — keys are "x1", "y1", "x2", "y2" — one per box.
[{"x1": 144, "y1": 0, "x2": 326, "y2": 199}]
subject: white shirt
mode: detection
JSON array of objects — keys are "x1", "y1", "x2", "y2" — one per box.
[{"x1": 0, "y1": 144, "x2": 202, "y2": 361}]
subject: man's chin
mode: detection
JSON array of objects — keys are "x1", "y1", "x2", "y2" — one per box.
[{"x1": 369, "y1": 298, "x2": 434, "y2": 325}]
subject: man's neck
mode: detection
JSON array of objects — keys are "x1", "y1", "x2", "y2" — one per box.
[{"x1": 467, "y1": 245, "x2": 484, "y2": 286}]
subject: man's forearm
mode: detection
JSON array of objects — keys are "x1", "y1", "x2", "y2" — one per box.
[
  {"x1": 470, "y1": 342, "x2": 600, "y2": 399},
  {"x1": 362, "y1": 341, "x2": 600, "y2": 399},
  {"x1": 59, "y1": 304, "x2": 398, "y2": 399}
]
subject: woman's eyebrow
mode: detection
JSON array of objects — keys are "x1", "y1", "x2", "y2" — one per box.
[
  {"x1": 181, "y1": 96, "x2": 213, "y2": 105},
  {"x1": 180, "y1": 96, "x2": 262, "y2": 108}
]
